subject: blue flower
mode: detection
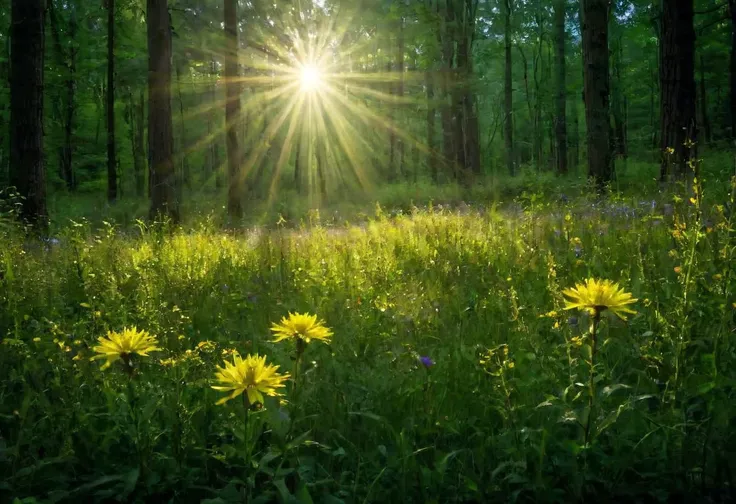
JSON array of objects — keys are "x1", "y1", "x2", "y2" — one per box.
[{"x1": 419, "y1": 356, "x2": 434, "y2": 368}]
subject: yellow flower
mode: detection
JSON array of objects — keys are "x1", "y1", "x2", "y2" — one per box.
[
  {"x1": 271, "y1": 312, "x2": 333, "y2": 345},
  {"x1": 90, "y1": 327, "x2": 160, "y2": 369},
  {"x1": 562, "y1": 278, "x2": 638, "y2": 320},
  {"x1": 212, "y1": 353, "x2": 289, "y2": 406}
]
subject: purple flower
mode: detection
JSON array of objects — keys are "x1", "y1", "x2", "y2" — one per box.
[
  {"x1": 568, "y1": 316, "x2": 578, "y2": 327},
  {"x1": 419, "y1": 356, "x2": 434, "y2": 368}
]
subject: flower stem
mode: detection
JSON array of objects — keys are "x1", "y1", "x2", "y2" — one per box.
[{"x1": 583, "y1": 310, "x2": 601, "y2": 447}]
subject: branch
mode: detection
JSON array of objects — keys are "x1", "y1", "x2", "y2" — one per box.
[
  {"x1": 697, "y1": 13, "x2": 729, "y2": 34},
  {"x1": 694, "y1": 2, "x2": 727, "y2": 15}
]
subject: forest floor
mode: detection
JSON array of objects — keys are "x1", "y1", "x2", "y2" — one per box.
[{"x1": 1, "y1": 155, "x2": 735, "y2": 502}]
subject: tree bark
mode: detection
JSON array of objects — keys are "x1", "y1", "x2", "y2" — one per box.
[
  {"x1": 503, "y1": 0, "x2": 514, "y2": 176},
  {"x1": 440, "y1": 0, "x2": 456, "y2": 178},
  {"x1": 10, "y1": 0, "x2": 47, "y2": 225},
  {"x1": 554, "y1": 0, "x2": 567, "y2": 174},
  {"x1": 224, "y1": 0, "x2": 242, "y2": 218},
  {"x1": 729, "y1": 0, "x2": 736, "y2": 141},
  {"x1": 699, "y1": 55, "x2": 712, "y2": 145},
  {"x1": 659, "y1": 0, "x2": 696, "y2": 180},
  {"x1": 107, "y1": 0, "x2": 117, "y2": 202},
  {"x1": 133, "y1": 90, "x2": 146, "y2": 197},
  {"x1": 147, "y1": 0, "x2": 178, "y2": 221},
  {"x1": 581, "y1": 0, "x2": 612, "y2": 189}
]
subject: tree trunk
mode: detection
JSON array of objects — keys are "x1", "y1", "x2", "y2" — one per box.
[
  {"x1": 611, "y1": 37, "x2": 627, "y2": 159},
  {"x1": 504, "y1": 0, "x2": 514, "y2": 176},
  {"x1": 147, "y1": 0, "x2": 178, "y2": 221},
  {"x1": 699, "y1": 55, "x2": 712, "y2": 145},
  {"x1": 107, "y1": 0, "x2": 117, "y2": 202},
  {"x1": 134, "y1": 90, "x2": 146, "y2": 197},
  {"x1": 224, "y1": 0, "x2": 242, "y2": 218},
  {"x1": 440, "y1": 0, "x2": 456, "y2": 178},
  {"x1": 554, "y1": 0, "x2": 567, "y2": 174},
  {"x1": 48, "y1": 0, "x2": 77, "y2": 191},
  {"x1": 397, "y1": 14, "x2": 405, "y2": 179},
  {"x1": 175, "y1": 60, "x2": 190, "y2": 190},
  {"x1": 581, "y1": 0, "x2": 611, "y2": 189},
  {"x1": 210, "y1": 59, "x2": 223, "y2": 189},
  {"x1": 10, "y1": 0, "x2": 46, "y2": 225},
  {"x1": 659, "y1": 0, "x2": 696, "y2": 180},
  {"x1": 730, "y1": 0, "x2": 736, "y2": 141},
  {"x1": 426, "y1": 70, "x2": 438, "y2": 182}
]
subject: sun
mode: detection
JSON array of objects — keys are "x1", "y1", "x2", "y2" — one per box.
[{"x1": 300, "y1": 64, "x2": 323, "y2": 92}]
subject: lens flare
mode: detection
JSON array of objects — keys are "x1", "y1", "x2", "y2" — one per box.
[{"x1": 300, "y1": 64, "x2": 323, "y2": 92}]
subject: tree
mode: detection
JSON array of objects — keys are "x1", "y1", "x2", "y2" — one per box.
[
  {"x1": 659, "y1": 0, "x2": 696, "y2": 180},
  {"x1": 9, "y1": 0, "x2": 47, "y2": 225},
  {"x1": 503, "y1": 0, "x2": 514, "y2": 176},
  {"x1": 107, "y1": 0, "x2": 117, "y2": 202},
  {"x1": 147, "y1": 0, "x2": 178, "y2": 221},
  {"x1": 554, "y1": 0, "x2": 567, "y2": 174},
  {"x1": 224, "y1": 0, "x2": 242, "y2": 219},
  {"x1": 581, "y1": 0, "x2": 611, "y2": 188}
]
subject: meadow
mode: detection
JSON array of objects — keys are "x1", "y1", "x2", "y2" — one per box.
[{"x1": 1, "y1": 164, "x2": 735, "y2": 503}]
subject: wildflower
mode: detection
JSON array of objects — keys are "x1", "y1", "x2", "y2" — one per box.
[
  {"x1": 271, "y1": 312, "x2": 333, "y2": 345},
  {"x1": 562, "y1": 278, "x2": 638, "y2": 320},
  {"x1": 212, "y1": 353, "x2": 289, "y2": 406},
  {"x1": 665, "y1": 147, "x2": 675, "y2": 155},
  {"x1": 32, "y1": 337, "x2": 41, "y2": 343},
  {"x1": 419, "y1": 356, "x2": 435, "y2": 368},
  {"x1": 674, "y1": 266, "x2": 682, "y2": 274},
  {"x1": 90, "y1": 327, "x2": 160, "y2": 370}
]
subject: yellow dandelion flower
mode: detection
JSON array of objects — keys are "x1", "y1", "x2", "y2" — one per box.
[
  {"x1": 562, "y1": 278, "x2": 638, "y2": 320},
  {"x1": 90, "y1": 327, "x2": 160, "y2": 369},
  {"x1": 212, "y1": 353, "x2": 290, "y2": 406},
  {"x1": 271, "y1": 312, "x2": 333, "y2": 345}
]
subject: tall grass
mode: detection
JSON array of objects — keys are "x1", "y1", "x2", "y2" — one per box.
[{"x1": 1, "y1": 171, "x2": 734, "y2": 502}]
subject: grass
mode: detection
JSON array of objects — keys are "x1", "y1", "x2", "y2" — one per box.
[{"x1": 1, "y1": 162, "x2": 735, "y2": 502}]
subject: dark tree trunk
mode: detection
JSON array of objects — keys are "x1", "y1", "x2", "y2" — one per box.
[
  {"x1": 699, "y1": 55, "x2": 712, "y2": 145},
  {"x1": 730, "y1": 0, "x2": 736, "y2": 141},
  {"x1": 224, "y1": 0, "x2": 242, "y2": 218},
  {"x1": 133, "y1": 90, "x2": 146, "y2": 197},
  {"x1": 10, "y1": 0, "x2": 47, "y2": 225},
  {"x1": 554, "y1": 0, "x2": 567, "y2": 174},
  {"x1": 440, "y1": 0, "x2": 456, "y2": 178},
  {"x1": 504, "y1": 0, "x2": 514, "y2": 176},
  {"x1": 107, "y1": 0, "x2": 117, "y2": 202},
  {"x1": 581, "y1": 0, "x2": 611, "y2": 189},
  {"x1": 147, "y1": 0, "x2": 178, "y2": 221},
  {"x1": 48, "y1": 0, "x2": 77, "y2": 191},
  {"x1": 659, "y1": 0, "x2": 696, "y2": 180},
  {"x1": 175, "y1": 60, "x2": 190, "y2": 190},
  {"x1": 210, "y1": 59, "x2": 223, "y2": 189}
]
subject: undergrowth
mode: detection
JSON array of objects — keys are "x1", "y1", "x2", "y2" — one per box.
[{"x1": 1, "y1": 169, "x2": 735, "y2": 503}]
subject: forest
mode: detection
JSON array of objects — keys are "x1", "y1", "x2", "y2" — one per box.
[{"x1": 0, "y1": 0, "x2": 735, "y2": 502}]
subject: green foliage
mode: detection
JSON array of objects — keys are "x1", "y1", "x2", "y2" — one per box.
[{"x1": 1, "y1": 169, "x2": 735, "y2": 502}]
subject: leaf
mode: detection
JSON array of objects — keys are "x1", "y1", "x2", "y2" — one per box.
[
  {"x1": 602, "y1": 383, "x2": 631, "y2": 396},
  {"x1": 294, "y1": 482, "x2": 314, "y2": 504}
]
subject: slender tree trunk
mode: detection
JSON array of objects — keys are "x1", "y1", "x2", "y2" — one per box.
[
  {"x1": 397, "y1": 14, "x2": 405, "y2": 179},
  {"x1": 426, "y1": 70, "x2": 438, "y2": 182},
  {"x1": 659, "y1": 0, "x2": 696, "y2": 180},
  {"x1": 730, "y1": 0, "x2": 736, "y2": 141},
  {"x1": 570, "y1": 88, "x2": 579, "y2": 169},
  {"x1": 10, "y1": 0, "x2": 46, "y2": 225},
  {"x1": 611, "y1": 38, "x2": 627, "y2": 159},
  {"x1": 581, "y1": 0, "x2": 611, "y2": 189},
  {"x1": 440, "y1": 0, "x2": 456, "y2": 178},
  {"x1": 224, "y1": 0, "x2": 242, "y2": 218},
  {"x1": 554, "y1": 0, "x2": 567, "y2": 174},
  {"x1": 504, "y1": 0, "x2": 514, "y2": 176},
  {"x1": 699, "y1": 55, "x2": 712, "y2": 145},
  {"x1": 134, "y1": 90, "x2": 146, "y2": 197},
  {"x1": 48, "y1": 0, "x2": 77, "y2": 191},
  {"x1": 210, "y1": 59, "x2": 223, "y2": 189},
  {"x1": 175, "y1": 60, "x2": 190, "y2": 189},
  {"x1": 147, "y1": 0, "x2": 178, "y2": 221},
  {"x1": 107, "y1": 0, "x2": 117, "y2": 202}
]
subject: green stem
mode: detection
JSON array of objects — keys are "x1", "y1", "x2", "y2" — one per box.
[{"x1": 583, "y1": 310, "x2": 600, "y2": 447}]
